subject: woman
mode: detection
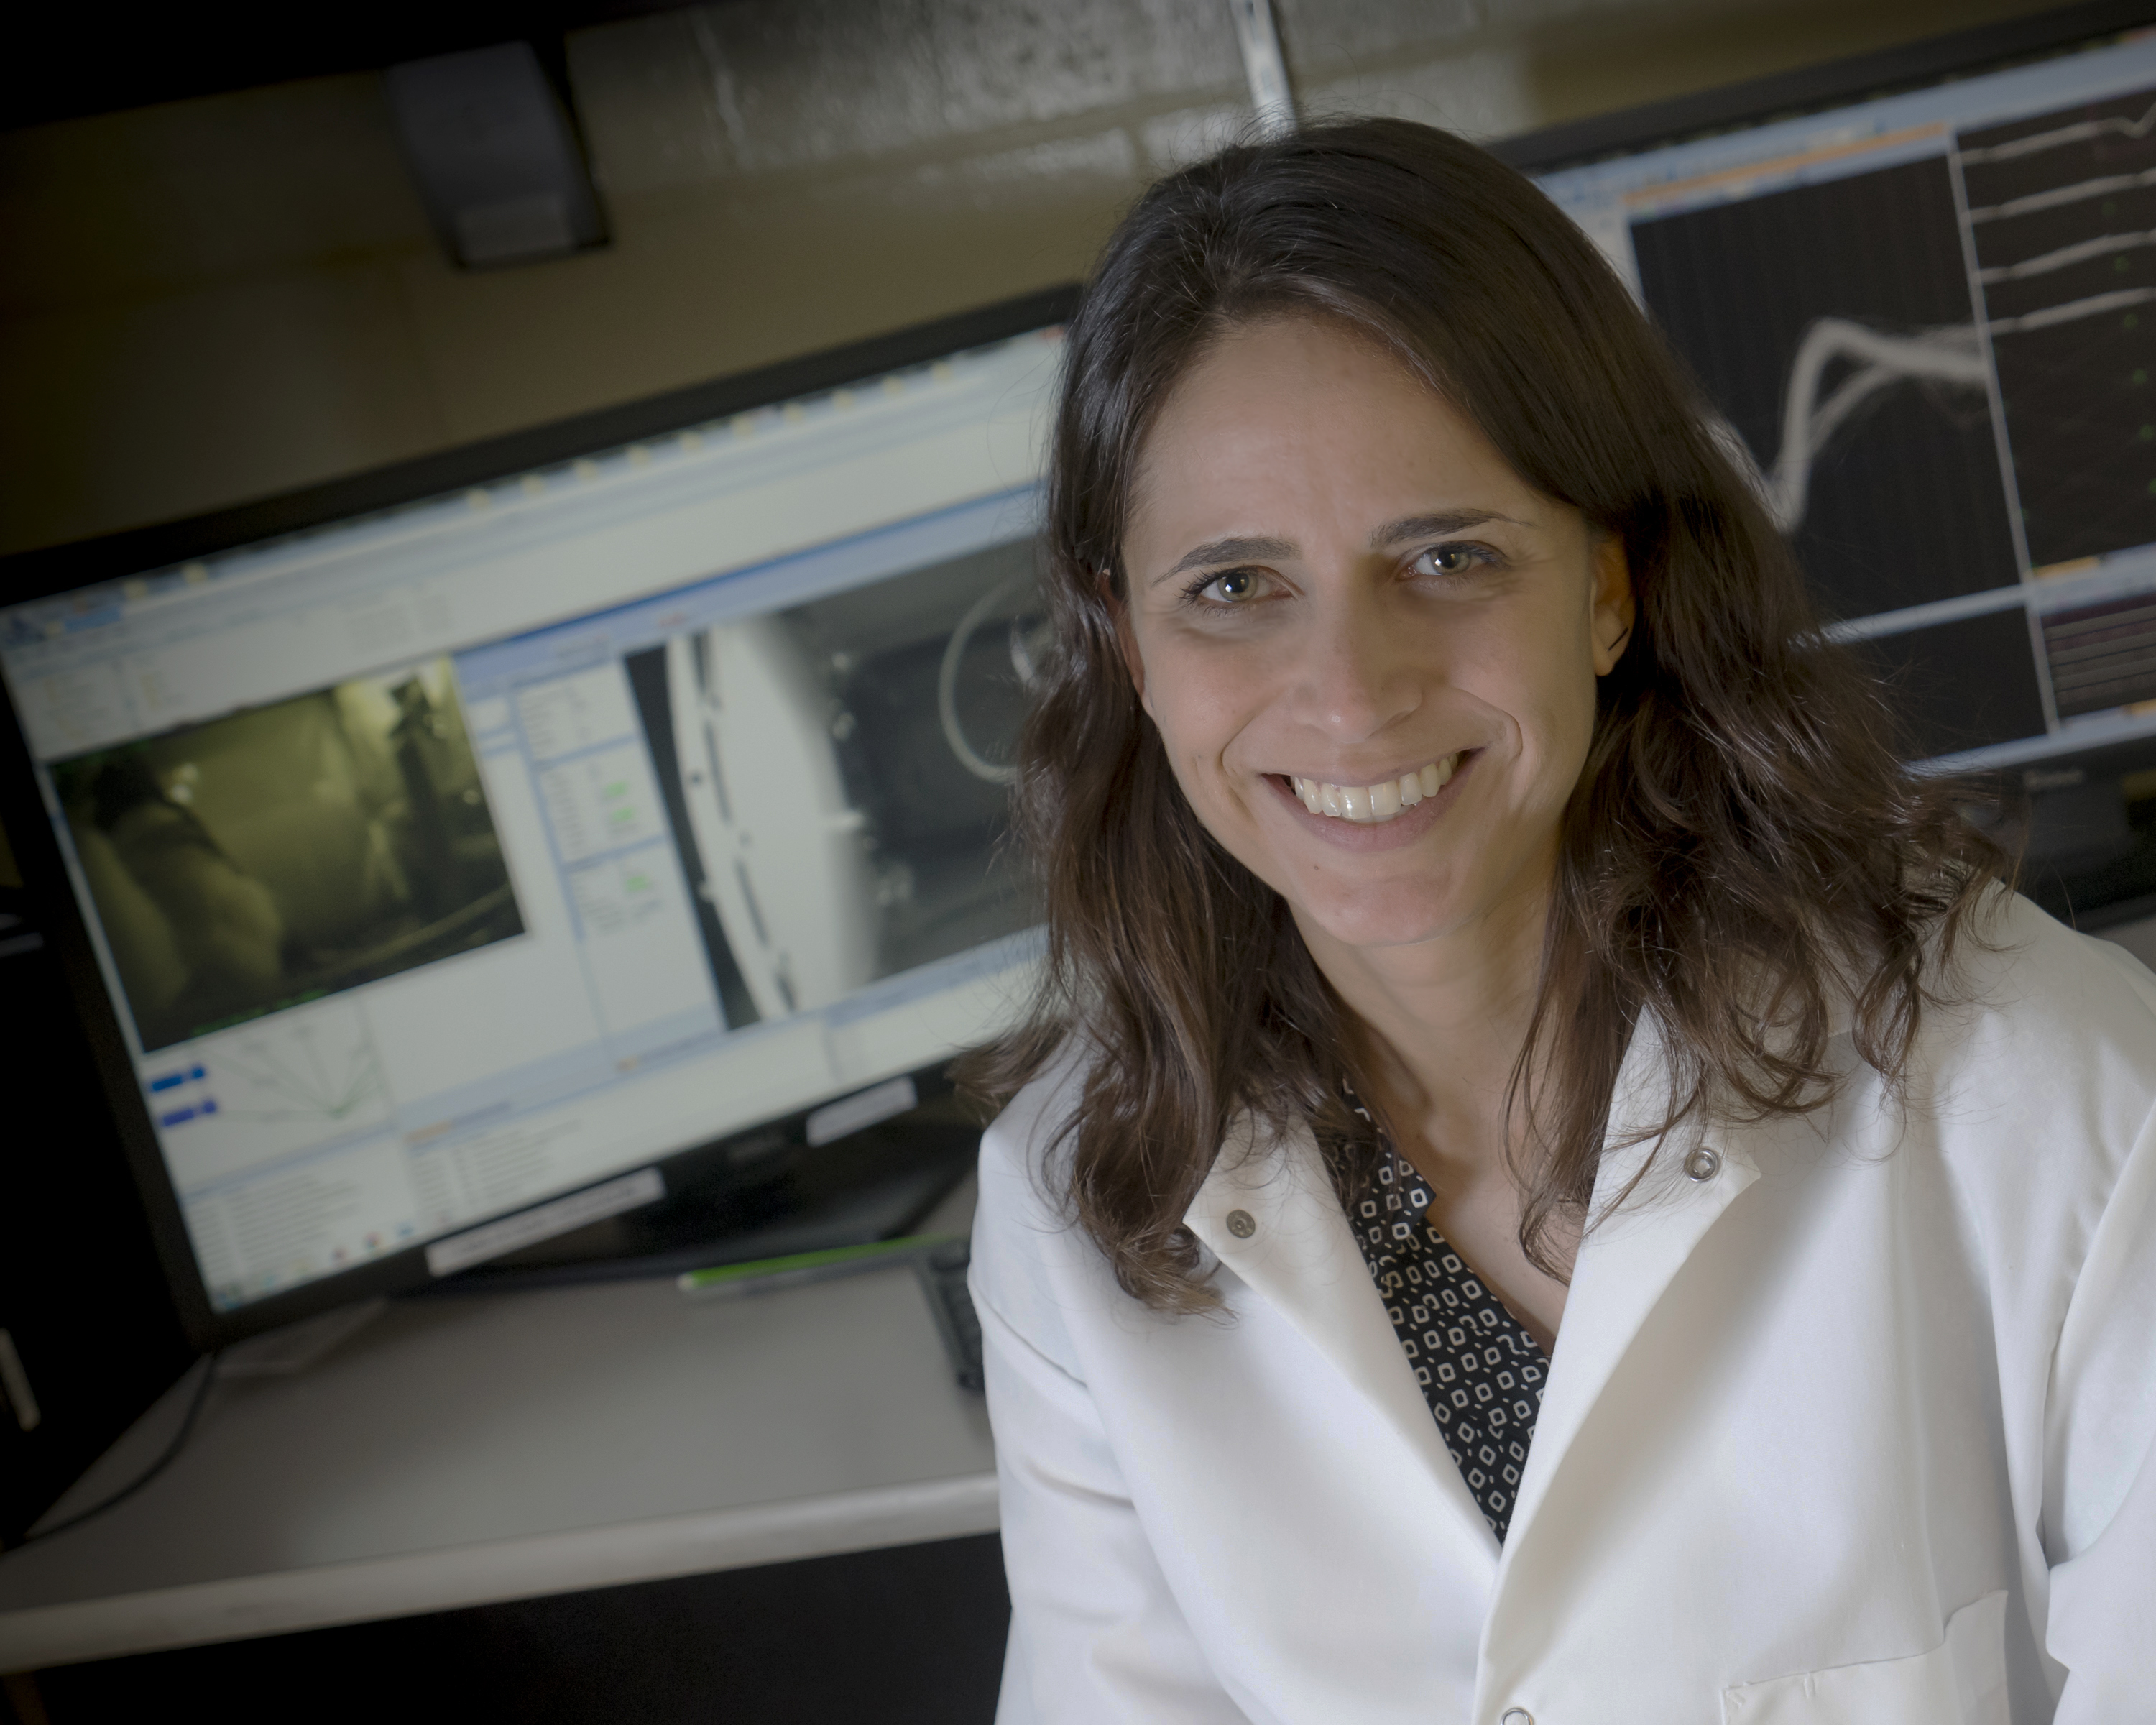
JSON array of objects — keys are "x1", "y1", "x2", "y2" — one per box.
[{"x1": 966, "y1": 119, "x2": 2155, "y2": 1722}]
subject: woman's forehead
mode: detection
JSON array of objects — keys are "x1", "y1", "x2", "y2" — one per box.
[
  {"x1": 1125, "y1": 316, "x2": 1537, "y2": 556},
  {"x1": 1161, "y1": 313, "x2": 1437, "y2": 422}
]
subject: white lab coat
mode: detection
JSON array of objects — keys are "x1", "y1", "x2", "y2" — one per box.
[{"x1": 969, "y1": 893, "x2": 2156, "y2": 1724}]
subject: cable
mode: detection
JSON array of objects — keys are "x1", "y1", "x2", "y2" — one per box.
[
  {"x1": 1227, "y1": 0, "x2": 1296, "y2": 137},
  {"x1": 939, "y1": 581, "x2": 1026, "y2": 786},
  {"x1": 1, "y1": 1349, "x2": 221, "y2": 1555}
]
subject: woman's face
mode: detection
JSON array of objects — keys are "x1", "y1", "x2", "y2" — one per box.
[{"x1": 1117, "y1": 315, "x2": 1633, "y2": 957}]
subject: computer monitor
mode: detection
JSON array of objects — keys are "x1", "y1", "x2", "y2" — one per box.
[
  {"x1": 1506, "y1": 2, "x2": 2156, "y2": 783},
  {"x1": 0, "y1": 288, "x2": 1072, "y2": 1346}
]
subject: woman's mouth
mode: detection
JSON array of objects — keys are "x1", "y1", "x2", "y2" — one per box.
[{"x1": 1286, "y1": 754, "x2": 1463, "y2": 825}]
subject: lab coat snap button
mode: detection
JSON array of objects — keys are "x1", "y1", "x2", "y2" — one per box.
[
  {"x1": 1685, "y1": 1146, "x2": 1722, "y2": 1182},
  {"x1": 1225, "y1": 1209, "x2": 1257, "y2": 1238},
  {"x1": 1499, "y1": 1710, "x2": 1534, "y2": 1725}
]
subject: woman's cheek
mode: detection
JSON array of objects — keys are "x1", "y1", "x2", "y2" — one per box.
[{"x1": 1174, "y1": 656, "x2": 1258, "y2": 757}]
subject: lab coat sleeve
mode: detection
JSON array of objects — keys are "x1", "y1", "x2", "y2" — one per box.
[
  {"x1": 975, "y1": 1282, "x2": 1249, "y2": 1725},
  {"x1": 2042, "y1": 1091, "x2": 2156, "y2": 1719}
]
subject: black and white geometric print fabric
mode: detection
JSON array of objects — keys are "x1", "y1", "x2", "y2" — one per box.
[{"x1": 1347, "y1": 1146, "x2": 1549, "y2": 1544}]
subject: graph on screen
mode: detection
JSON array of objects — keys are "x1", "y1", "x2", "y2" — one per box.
[
  {"x1": 1963, "y1": 86, "x2": 2156, "y2": 570},
  {"x1": 1532, "y1": 34, "x2": 2156, "y2": 760},
  {"x1": 1631, "y1": 155, "x2": 2024, "y2": 627}
]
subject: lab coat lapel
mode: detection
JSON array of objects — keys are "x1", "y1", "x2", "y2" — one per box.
[
  {"x1": 1185, "y1": 1115, "x2": 1501, "y2": 1574},
  {"x1": 1499, "y1": 1012, "x2": 1761, "y2": 1558}
]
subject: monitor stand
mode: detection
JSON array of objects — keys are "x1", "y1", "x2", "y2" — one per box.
[
  {"x1": 422, "y1": 1095, "x2": 982, "y2": 1296},
  {"x1": 220, "y1": 1298, "x2": 392, "y2": 1376}
]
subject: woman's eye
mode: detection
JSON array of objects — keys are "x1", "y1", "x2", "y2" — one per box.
[
  {"x1": 1414, "y1": 543, "x2": 1488, "y2": 577},
  {"x1": 1198, "y1": 568, "x2": 1266, "y2": 604}
]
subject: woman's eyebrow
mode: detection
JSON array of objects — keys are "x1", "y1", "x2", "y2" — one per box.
[
  {"x1": 1158, "y1": 535, "x2": 1299, "y2": 581},
  {"x1": 1371, "y1": 510, "x2": 1522, "y2": 547},
  {"x1": 1153, "y1": 515, "x2": 1526, "y2": 584}
]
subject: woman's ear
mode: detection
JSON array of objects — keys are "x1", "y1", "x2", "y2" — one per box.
[
  {"x1": 1590, "y1": 533, "x2": 1635, "y2": 676},
  {"x1": 1102, "y1": 569, "x2": 1153, "y2": 715}
]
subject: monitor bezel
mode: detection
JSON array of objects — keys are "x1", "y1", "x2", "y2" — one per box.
[{"x1": 0, "y1": 282, "x2": 1079, "y2": 1350}]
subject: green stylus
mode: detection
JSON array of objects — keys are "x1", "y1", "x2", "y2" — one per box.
[{"x1": 676, "y1": 1233, "x2": 955, "y2": 1299}]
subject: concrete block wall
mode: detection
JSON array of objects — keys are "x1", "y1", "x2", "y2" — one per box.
[{"x1": 0, "y1": 0, "x2": 2062, "y2": 558}]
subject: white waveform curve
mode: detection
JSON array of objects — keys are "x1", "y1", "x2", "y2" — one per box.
[
  {"x1": 1989, "y1": 284, "x2": 2156, "y2": 336},
  {"x1": 1718, "y1": 318, "x2": 1989, "y2": 534},
  {"x1": 1960, "y1": 102, "x2": 2156, "y2": 165},
  {"x1": 1978, "y1": 228, "x2": 2156, "y2": 283},
  {"x1": 1968, "y1": 163, "x2": 2156, "y2": 224}
]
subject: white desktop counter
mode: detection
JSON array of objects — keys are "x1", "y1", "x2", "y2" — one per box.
[{"x1": 0, "y1": 1182, "x2": 995, "y2": 1672}]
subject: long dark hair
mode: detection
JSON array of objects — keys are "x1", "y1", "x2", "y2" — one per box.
[{"x1": 969, "y1": 118, "x2": 2004, "y2": 1312}]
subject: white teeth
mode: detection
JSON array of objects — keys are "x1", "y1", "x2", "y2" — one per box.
[{"x1": 1291, "y1": 755, "x2": 1460, "y2": 824}]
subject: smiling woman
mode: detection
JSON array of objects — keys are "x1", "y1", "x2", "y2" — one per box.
[
  {"x1": 964, "y1": 120, "x2": 2156, "y2": 1723},
  {"x1": 1108, "y1": 316, "x2": 1640, "y2": 1345}
]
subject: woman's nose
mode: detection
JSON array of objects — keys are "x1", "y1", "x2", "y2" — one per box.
[{"x1": 1289, "y1": 596, "x2": 1424, "y2": 740}]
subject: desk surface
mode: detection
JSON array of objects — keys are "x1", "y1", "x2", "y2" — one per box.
[{"x1": 0, "y1": 1180, "x2": 995, "y2": 1671}]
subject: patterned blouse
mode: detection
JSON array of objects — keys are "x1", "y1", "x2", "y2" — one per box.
[{"x1": 1345, "y1": 1143, "x2": 1550, "y2": 1543}]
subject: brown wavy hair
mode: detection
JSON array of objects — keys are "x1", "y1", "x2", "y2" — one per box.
[{"x1": 967, "y1": 118, "x2": 2005, "y2": 1312}]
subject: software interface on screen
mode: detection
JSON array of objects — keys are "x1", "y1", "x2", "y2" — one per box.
[
  {"x1": 1537, "y1": 25, "x2": 2156, "y2": 768},
  {"x1": 0, "y1": 329, "x2": 1060, "y2": 1310}
]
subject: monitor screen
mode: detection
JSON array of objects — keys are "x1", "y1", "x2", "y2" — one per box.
[
  {"x1": 0, "y1": 310, "x2": 1062, "y2": 1319},
  {"x1": 1529, "y1": 18, "x2": 2156, "y2": 770}
]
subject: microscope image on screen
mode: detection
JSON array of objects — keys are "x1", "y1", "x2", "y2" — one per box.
[
  {"x1": 625, "y1": 537, "x2": 1043, "y2": 1030},
  {"x1": 52, "y1": 658, "x2": 524, "y2": 1054}
]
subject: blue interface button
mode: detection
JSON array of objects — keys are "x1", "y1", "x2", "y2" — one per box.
[
  {"x1": 159, "y1": 1106, "x2": 196, "y2": 1127},
  {"x1": 190, "y1": 1065, "x2": 206, "y2": 1081},
  {"x1": 149, "y1": 1073, "x2": 185, "y2": 1093}
]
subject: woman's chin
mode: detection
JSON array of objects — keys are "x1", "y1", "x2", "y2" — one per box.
[{"x1": 1289, "y1": 883, "x2": 1470, "y2": 955}]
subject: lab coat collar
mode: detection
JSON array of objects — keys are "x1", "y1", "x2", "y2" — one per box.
[
  {"x1": 1495, "y1": 1008, "x2": 1761, "y2": 1565},
  {"x1": 1181, "y1": 1007, "x2": 1779, "y2": 1589},
  {"x1": 1184, "y1": 1112, "x2": 1503, "y2": 1577}
]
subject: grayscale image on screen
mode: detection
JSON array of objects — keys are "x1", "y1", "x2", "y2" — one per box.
[{"x1": 624, "y1": 538, "x2": 1043, "y2": 1031}]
